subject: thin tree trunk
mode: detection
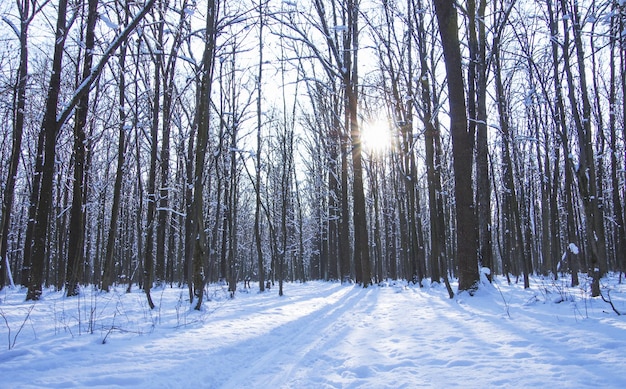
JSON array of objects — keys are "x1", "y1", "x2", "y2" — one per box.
[
  {"x1": 0, "y1": 0, "x2": 35, "y2": 289},
  {"x1": 339, "y1": 133, "x2": 351, "y2": 282},
  {"x1": 493, "y1": 41, "x2": 529, "y2": 288},
  {"x1": 415, "y1": 0, "x2": 447, "y2": 290},
  {"x1": 66, "y1": 0, "x2": 98, "y2": 297},
  {"x1": 25, "y1": 0, "x2": 156, "y2": 300},
  {"x1": 155, "y1": 1, "x2": 187, "y2": 286},
  {"x1": 560, "y1": 0, "x2": 605, "y2": 296},
  {"x1": 473, "y1": 0, "x2": 492, "y2": 281},
  {"x1": 347, "y1": 0, "x2": 371, "y2": 287},
  {"x1": 142, "y1": 9, "x2": 161, "y2": 309},
  {"x1": 101, "y1": 1, "x2": 130, "y2": 292},
  {"x1": 228, "y1": 99, "x2": 240, "y2": 297},
  {"x1": 546, "y1": 0, "x2": 578, "y2": 285},
  {"x1": 188, "y1": 0, "x2": 219, "y2": 310},
  {"x1": 255, "y1": 0, "x2": 266, "y2": 291},
  {"x1": 609, "y1": 8, "x2": 626, "y2": 278}
]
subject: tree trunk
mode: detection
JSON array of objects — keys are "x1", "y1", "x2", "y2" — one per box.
[
  {"x1": 346, "y1": 0, "x2": 371, "y2": 287},
  {"x1": 470, "y1": 0, "x2": 493, "y2": 281},
  {"x1": 609, "y1": 7, "x2": 626, "y2": 279},
  {"x1": 339, "y1": 134, "x2": 351, "y2": 282},
  {"x1": 142, "y1": 7, "x2": 162, "y2": 309},
  {"x1": 101, "y1": 1, "x2": 130, "y2": 292},
  {"x1": 493, "y1": 41, "x2": 530, "y2": 288},
  {"x1": 188, "y1": 0, "x2": 219, "y2": 310},
  {"x1": 155, "y1": 1, "x2": 187, "y2": 286},
  {"x1": 560, "y1": 0, "x2": 606, "y2": 296},
  {"x1": 255, "y1": 0, "x2": 266, "y2": 291},
  {"x1": 24, "y1": 0, "x2": 156, "y2": 300},
  {"x1": 415, "y1": 0, "x2": 447, "y2": 288},
  {"x1": 66, "y1": 0, "x2": 98, "y2": 297},
  {"x1": 0, "y1": 0, "x2": 34, "y2": 290},
  {"x1": 608, "y1": 2, "x2": 626, "y2": 280},
  {"x1": 26, "y1": 0, "x2": 68, "y2": 301},
  {"x1": 546, "y1": 0, "x2": 578, "y2": 285},
  {"x1": 433, "y1": 0, "x2": 479, "y2": 292}
]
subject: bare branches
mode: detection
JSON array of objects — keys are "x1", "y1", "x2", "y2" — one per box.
[
  {"x1": 600, "y1": 289, "x2": 623, "y2": 316},
  {"x1": 0, "y1": 305, "x2": 35, "y2": 350},
  {"x1": 57, "y1": 0, "x2": 157, "y2": 128}
]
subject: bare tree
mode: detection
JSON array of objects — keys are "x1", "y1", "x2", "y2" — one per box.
[
  {"x1": 412, "y1": 0, "x2": 453, "y2": 297},
  {"x1": 25, "y1": 0, "x2": 71, "y2": 300},
  {"x1": 433, "y1": 0, "x2": 479, "y2": 292},
  {"x1": 559, "y1": 0, "x2": 606, "y2": 296},
  {"x1": 101, "y1": 0, "x2": 131, "y2": 293},
  {"x1": 254, "y1": 0, "x2": 267, "y2": 292},
  {"x1": 65, "y1": 0, "x2": 99, "y2": 297},
  {"x1": 0, "y1": 0, "x2": 47, "y2": 289},
  {"x1": 467, "y1": 0, "x2": 493, "y2": 281},
  {"x1": 187, "y1": 0, "x2": 220, "y2": 310},
  {"x1": 608, "y1": 2, "x2": 626, "y2": 279},
  {"x1": 24, "y1": 0, "x2": 156, "y2": 300},
  {"x1": 344, "y1": 0, "x2": 371, "y2": 286}
]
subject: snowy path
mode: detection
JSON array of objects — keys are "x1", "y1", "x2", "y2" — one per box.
[{"x1": 1, "y1": 280, "x2": 625, "y2": 388}]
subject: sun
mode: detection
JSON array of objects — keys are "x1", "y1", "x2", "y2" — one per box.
[{"x1": 361, "y1": 119, "x2": 392, "y2": 155}]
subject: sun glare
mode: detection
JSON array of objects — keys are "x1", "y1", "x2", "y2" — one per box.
[{"x1": 361, "y1": 120, "x2": 392, "y2": 155}]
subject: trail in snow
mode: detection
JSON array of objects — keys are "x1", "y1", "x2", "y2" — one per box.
[{"x1": 0, "y1": 277, "x2": 625, "y2": 388}]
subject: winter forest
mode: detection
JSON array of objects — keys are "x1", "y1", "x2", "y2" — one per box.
[
  {"x1": 0, "y1": 0, "x2": 625, "y2": 308},
  {"x1": 1, "y1": 0, "x2": 626, "y2": 386}
]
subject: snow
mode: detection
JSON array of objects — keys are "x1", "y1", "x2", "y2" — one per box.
[
  {"x1": 1, "y1": 275, "x2": 625, "y2": 388},
  {"x1": 100, "y1": 15, "x2": 119, "y2": 30},
  {"x1": 1, "y1": 15, "x2": 20, "y2": 38}
]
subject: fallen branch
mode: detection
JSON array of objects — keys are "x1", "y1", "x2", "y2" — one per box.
[{"x1": 600, "y1": 289, "x2": 622, "y2": 316}]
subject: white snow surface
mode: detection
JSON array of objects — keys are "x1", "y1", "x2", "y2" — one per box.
[{"x1": 1, "y1": 275, "x2": 625, "y2": 388}]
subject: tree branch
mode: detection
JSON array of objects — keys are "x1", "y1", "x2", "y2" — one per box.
[{"x1": 56, "y1": 0, "x2": 157, "y2": 127}]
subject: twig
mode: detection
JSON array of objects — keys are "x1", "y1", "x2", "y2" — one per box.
[
  {"x1": 600, "y1": 289, "x2": 622, "y2": 316},
  {"x1": 492, "y1": 279, "x2": 511, "y2": 318},
  {"x1": 12, "y1": 305, "x2": 35, "y2": 349},
  {"x1": 0, "y1": 308, "x2": 10, "y2": 350},
  {"x1": 0, "y1": 305, "x2": 35, "y2": 350},
  {"x1": 101, "y1": 311, "x2": 118, "y2": 344}
]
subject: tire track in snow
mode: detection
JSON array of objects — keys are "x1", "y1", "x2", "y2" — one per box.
[
  {"x1": 222, "y1": 284, "x2": 431, "y2": 388},
  {"x1": 217, "y1": 285, "x2": 373, "y2": 388}
]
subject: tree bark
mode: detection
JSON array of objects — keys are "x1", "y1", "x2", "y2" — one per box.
[
  {"x1": 25, "y1": 0, "x2": 68, "y2": 301},
  {"x1": 346, "y1": 0, "x2": 371, "y2": 287},
  {"x1": 66, "y1": 0, "x2": 98, "y2": 297},
  {"x1": 415, "y1": 0, "x2": 447, "y2": 288},
  {"x1": 470, "y1": 0, "x2": 493, "y2": 281},
  {"x1": 141, "y1": 4, "x2": 165, "y2": 309},
  {"x1": 255, "y1": 0, "x2": 266, "y2": 291},
  {"x1": 433, "y1": 0, "x2": 479, "y2": 292},
  {"x1": 493, "y1": 39, "x2": 529, "y2": 288},
  {"x1": 101, "y1": 1, "x2": 131, "y2": 293},
  {"x1": 546, "y1": 0, "x2": 578, "y2": 286},
  {"x1": 0, "y1": 0, "x2": 34, "y2": 289},
  {"x1": 608, "y1": 6, "x2": 626, "y2": 279},
  {"x1": 188, "y1": 0, "x2": 219, "y2": 310},
  {"x1": 155, "y1": 1, "x2": 187, "y2": 286},
  {"x1": 560, "y1": 0, "x2": 606, "y2": 296},
  {"x1": 24, "y1": 0, "x2": 156, "y2": 300}
]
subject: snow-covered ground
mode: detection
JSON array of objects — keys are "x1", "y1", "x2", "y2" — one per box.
[{"x1": 1, "y1": 274, "x2": 625, "y2": 388}]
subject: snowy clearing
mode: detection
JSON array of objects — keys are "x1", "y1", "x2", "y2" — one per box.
[{"x1": 1, "y1": 275, "x2": 625, "y2": 388}]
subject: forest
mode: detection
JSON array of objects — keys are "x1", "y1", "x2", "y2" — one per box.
[{"x1": 0, "y1": 0, "x2": 624, "y2": 311}]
